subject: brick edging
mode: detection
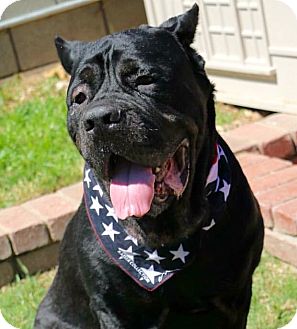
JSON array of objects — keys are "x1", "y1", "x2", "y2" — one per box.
[
  {"x1": 264, "y1": 229, "x2": 297, "y2": 268},
  {"x1": 1, "y1": 113, "x2": 297, "y2": 287},
  {"x1": 222, "y1": 113, "x2": 297, "y2": 158},
  {"x1": 0, "y1": 183, "x2": 82, "y2": 286}
]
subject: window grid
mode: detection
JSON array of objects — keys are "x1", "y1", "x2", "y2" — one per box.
[{"x1": 183, "y1": 0, "x2": 271, "y2": 69}]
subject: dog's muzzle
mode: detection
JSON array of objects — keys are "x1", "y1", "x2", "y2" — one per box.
[
  {"x1": 109, "y1": 139, "x2": 190, "y2": 220},
  {"x1": 80, "y1": 104, "x2": 191, "y2": 220}
]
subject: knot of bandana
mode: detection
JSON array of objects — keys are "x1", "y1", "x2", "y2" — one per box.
[{"x1": 83, "y1": 143, "x2": 231, "y2": 291}]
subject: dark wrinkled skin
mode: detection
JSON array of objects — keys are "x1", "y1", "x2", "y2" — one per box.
[{"x1": 34, "y1": 5, "x2": 264, "y2": 329}]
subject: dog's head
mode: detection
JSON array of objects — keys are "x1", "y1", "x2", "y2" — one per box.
[{"x1": 55, "y1": 4, "x2": 216, "y2": 227}]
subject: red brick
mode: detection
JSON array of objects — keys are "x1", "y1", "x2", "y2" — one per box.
[
  {"x1": 273, "y1": 199, "x2": 297, "y2": 236},
  {"x1": 227, "y1": 118, "x2": 297, "y2": 159},
  {"x1": 0, "y1": 260, "x2": 15, "y2": 287},
  {"x1": 57, "y1": 182, "x2": 83, "y2": 206},
  {"x1": 0, "y1": 206, "x2": 49, "y2": 255},
  {"x1": 261, "y1": 134, "x2": 295, "y2": 159},
  {"x1": 259, "y1": 113, "x2": 297, "y2": 134},
  {"x1": 0, "y1": 229, "x2": 12, "y2": 261},
  {"x1": 221, "y1": 133, "x2": 257, "y2": 154},
  {"x1": 293, "y1": 132, "x2": 297, "y2": 148},
  {"x1": 227, "y1": 122, "x2": 287, "y2": 146},
  {"x1": 256, "y1": 180, "x2": 297, "y2": 207},
  {"x1": 259, "y1": 203, "x2": 274, "y2": 229},
  {"x1": 249, "y1": 166, "x2": 297, "y2": 194},
  {"x1": 23, "y1": 193, "x2": 77, "y2": 242},
  {"x1": 242, "y1": 158, "x2": 291, "y2": 179},
  {"x1": 236, "y1": 153, "x2": 268, "y2": 168},
  {"x1": 264, "y1": 228, "x2": 297, "y2": 267},
  {"x1": 18, "y1": 243, "x2": 59, "y2": 275}
]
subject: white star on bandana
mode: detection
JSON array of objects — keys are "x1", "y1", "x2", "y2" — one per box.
[
  {"x1": 84, "y1": 169, "x2": 91, "y2": 188},
  {"x1": 220, "y1": 179, "x2": 231, "y2": 202},
  {"x1": 102, "y1": 222, "x2": 120, "y2": 241},
  {"x1": 125, "y1": 235, "x2": 138, "y2": 246},
  {"x1": 170, "y1": 244, "x2": 190, "y2": 264},
  {"x1": 218, "y1": 145, "x2": 227, "y2": 160},
  {"x1": 90, "y1": 196, "x2": 103, "y2": 216},
  {"x1": 118, "y1": 246, "x2": 140, "y2": 262},
  {"x1": 93, "y1": 184, "x2": 103, "y2": 197},
  {"x1": 144, "y1": 250, "x2": 166, "y2": 264},
  {"x1": 105, "y1": 204, "x2": 118, "y2": 222},
  {"x1": 202, "y1": 218, "x2": 216, "y2": 231},
  {"x1": 140, "y1": 265, "x2": 162, "y2": 284}
]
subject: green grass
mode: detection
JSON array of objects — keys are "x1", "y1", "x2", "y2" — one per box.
[
  {"x1": 215, "y1": 102, "x2": 262, "y2": 131},
  {"x1": 248, "y1": 253, "x2": 297, "y2": 329},
  {"x1": 0, "y1": 270, "x2": 56, "y2": 329},
  {"x1": 0, "y1": 75, "x2": 25, "y2": 114},
  {"x1": 0, "y1": 252, "x2": 296, "y2": 329},
  {"x1": 215, "y1": 102, "x2": 244, "y2": 127},
  {"x1": 0, "y1": 75, "x2": 83, "y2": 208}
]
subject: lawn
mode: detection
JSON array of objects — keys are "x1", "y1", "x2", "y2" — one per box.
[
  {"x1": 0, "y1": 70, "x2": 83, "y2": 209},
  {"x1": 0, "y1": 252, "x2": 296, "y2": 329},
  {"x1": 0, "y1": 67, "x2": 262, "y2": 209}
]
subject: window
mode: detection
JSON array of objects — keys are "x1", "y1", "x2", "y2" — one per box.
[{"x1": 184, "y1": 0, "x2": 275, "y2": 75}]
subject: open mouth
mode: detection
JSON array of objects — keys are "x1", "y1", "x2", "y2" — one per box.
[{"x1": 108, "y1": 139, "x2": 190, "y2": 220}]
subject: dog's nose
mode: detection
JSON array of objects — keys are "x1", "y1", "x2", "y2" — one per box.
[{"x1": 83, "y1": 107, "x2": 123, "y2": 132}]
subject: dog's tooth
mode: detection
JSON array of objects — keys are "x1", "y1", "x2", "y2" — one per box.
[{"x1": 155, "y1": 167, "x2": 161, "y2": 173}]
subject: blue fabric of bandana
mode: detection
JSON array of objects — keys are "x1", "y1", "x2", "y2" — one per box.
[{"x1": 83, "y1": 143, "x2": 231, "y2": 291}]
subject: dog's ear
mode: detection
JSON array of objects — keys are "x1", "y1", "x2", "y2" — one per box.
[
  {"x1": 54, "y1": 36, "x2": 82, "y2": 74},
  {"x1": 159, "y1": 4, "x2": 199, "y2": 47}
]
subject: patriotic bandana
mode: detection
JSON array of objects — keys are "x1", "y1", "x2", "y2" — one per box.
[{"x1": 83, "y1": 143, "x2": 231, "y2": 291}]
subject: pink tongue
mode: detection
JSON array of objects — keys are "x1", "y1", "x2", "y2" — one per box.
[{"x1": 110, "y1": 160, "x2": 155, "y2": 220}]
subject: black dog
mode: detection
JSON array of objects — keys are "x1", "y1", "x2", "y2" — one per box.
[{"x1": 34, "y1": 5, "x2": 264, "y2": 328}]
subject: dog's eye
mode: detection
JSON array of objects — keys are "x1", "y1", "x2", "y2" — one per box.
[
  {"x1": 79, "y1": 67, "x2": 94, "y2": 84},
  {"x1": 135, "y1": 75, "x2": 155, "y2": 86}
]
